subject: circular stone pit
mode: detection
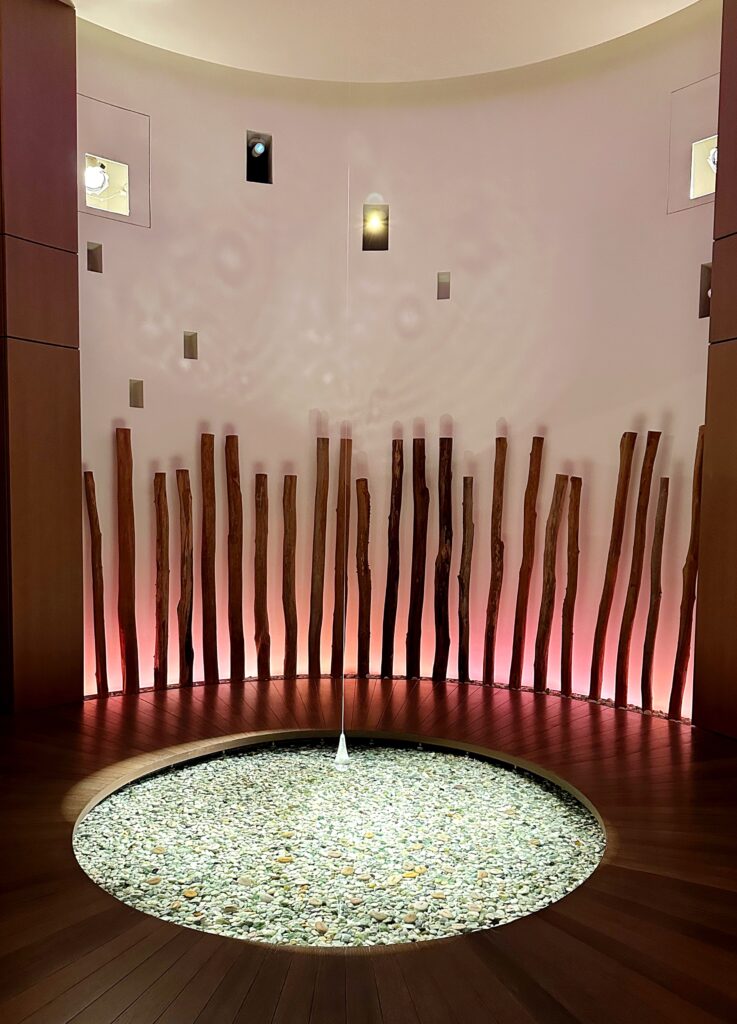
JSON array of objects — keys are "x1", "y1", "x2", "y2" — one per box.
[{"x1": 73, "y1": 740, "x2": 605, "y2": 947}]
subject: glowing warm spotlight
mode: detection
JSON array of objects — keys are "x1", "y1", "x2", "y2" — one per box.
[{"x1": 362, "y1": 203, "x2": 389, "y2": 250}]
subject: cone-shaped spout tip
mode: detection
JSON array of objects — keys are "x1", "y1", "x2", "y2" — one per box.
[{"x1": 334, "y1": 732, "x2": 350, "y2": 771}]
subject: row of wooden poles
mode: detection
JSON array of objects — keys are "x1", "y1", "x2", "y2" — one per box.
[{"x1": 84, "y1": 425, "x2": 704, "y2": 720}]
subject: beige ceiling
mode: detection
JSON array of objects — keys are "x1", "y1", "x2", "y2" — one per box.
[{"x1": 75, "y1": 0, "x2": 702, "y2": 83}]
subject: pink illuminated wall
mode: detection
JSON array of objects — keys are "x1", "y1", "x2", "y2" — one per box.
[{"x1": 77, "y1": 1, "x2": 721, "y2": 713}]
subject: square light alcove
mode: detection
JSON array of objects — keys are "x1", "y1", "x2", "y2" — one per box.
[
  {"x1": 668, "y1": 74, "x2": 719, "y2": 214},
  {"x1": 84, "y1": 153, "x2": 129, "y2": 216},
  {"x1": 78, "y1": 95, "x2": 151, "y2": 227}
]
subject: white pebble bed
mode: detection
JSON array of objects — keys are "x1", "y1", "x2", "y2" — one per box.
[{"x1": 73, "y1": 741, "x2": 605, "y2": 947}]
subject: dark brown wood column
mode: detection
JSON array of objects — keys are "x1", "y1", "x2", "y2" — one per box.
[
  {"x1": 0, "y1": 0, "x2": 82, "y2": 711},
  {"x1": 693, "y1": 0, "x2": 737, "y2": 737}
]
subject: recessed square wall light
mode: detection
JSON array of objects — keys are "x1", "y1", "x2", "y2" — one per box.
[
  {"x1": 246, "y1": 131, "x2": 273, "y2": 184},
  {"x1": 129, "y1": 379, "x2": 144, "y2": 408},
  {"x1": 437, "y1": 272, "x2": 451, "y2": 300},
  {"x1": 86, "y1": 242, "x2": 103, "y2": 273},
  {"x1": 363, "y1": 204, "x2": 389, "y2": 251},
  {"x1": 690, "y1": 134, "x2": 717, "y2": 200},
  {"x1": 84, "y1": 153, "x2": 130, "y2": 217},
  {"x1": 183, "y1": 331, "x2": 198, "y2": 359}
]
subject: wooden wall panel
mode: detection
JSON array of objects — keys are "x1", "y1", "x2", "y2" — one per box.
[
  {"x1": 0, "y1": 0, "x2": 81, "y2": 712},
  {"x1": 1, "y1": 236, "x2": 78, "y2": 348},
  {"x1": 0, "y1": 0, "x2": 78, "y2": 252},
  {"x1": 1, "y1": 339, "x2": 82, "y2": 710},
  {"x1": 715, "y1": 0, "x2": 737, "y2": 241},
  {"x1": 709, "y1": 235, "x2": 737, "y2": 344},
  {"x1": 693, "y1": 1, "x2": 737, "y2": 739}
]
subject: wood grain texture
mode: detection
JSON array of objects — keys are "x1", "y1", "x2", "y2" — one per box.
[
  {"x1": 641, "y1": 478, "x2": 669, "y2": 713},
  {"x1": 225, "y1": 436, "x2": 245, "y2": 683},
  {"x1": 457, "y1": 476, "x2": 474, "y2": 683},
  {"x1": 509, "y1": 436, "x2": 544, "y2": 689},
  {"x1": 615, "y1": 431, "x2": 661, "y2": 708},
  {"x1": 356, "y1": 478, "x2": 372, "y2": 678},
  {"x1": 176, "y1": 469, "x2": 194, "y2": 687},
  {"x1": 483, "y1": 437, "x2": 507, "y2": 685},
  {"x1": 308, "y1": 438, "x2": 329, "y2": 679},
  {"x1": 331, "y1": 438, "x2": 352, "y2": 679},
  {"x1": 406, "y1": 439, "x2": 430, "y2": 680},
  {"x1": 153, "y1": 473, "x2": 169, "y2": 691},
  {"x1": 115, "y1": 427, "x2": 139, "y2": 694},
  {"x1": 669, "y1": 426, "x2": 705, "y2": 720},
  {"x1": 254, "y1": 473, "x2": 271, "y2": 682},
  {"x1": 589, "y1": 431, "x2": 637, "y2": 700},
  {"x1": 533, "y1": 473, "x2": 568, "y2": 693},
  {"x1": 282, "y1": 475, "x2": 298, "y2": 678},
  {"x1": 432, "y1": 438, "x2": 453, "y2": 682},
  {"x1": 560, "y1": 476, "x2": 582, "y2": 697},
  {"x1": 2, "y1": 682, "x2": 736, "y2": 1024},
  {"x1": 83, "y1": 471, "x2": 108, "y2": 696},
  {"x1": 200, "y1": 434, "x2": 219, "y2": 684},
  {"x1": 381, "y1": 439, "x2": 404, "y2": 678}
]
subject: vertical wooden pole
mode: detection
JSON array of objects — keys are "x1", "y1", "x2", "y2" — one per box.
[
  {"x1": 308, "y1": 437, "x2": 329, "y2": 678},
  {"x1": 331, "y1": 438, "x2": 352, "y2": 679},
  {"x1": 589, "y1": 431, "x2": 637, "y2": 700},
  {"x1": 560, "y1": 476, "x2": 582, "y2": 697},
  {"x1": 669, "y1": 426, "x2": 705, "y2": 720},
  {"x1": 380, "y1": 439, "x2": 404, "y2": 678},
  {"x1": 282, "y1": 474, "x2": 298, "y2": 678},
  {"x1": 432, "y1": 438, "x2": 454, "y2": 682},
  {"x1": 483, "y1": 437, "x2": 507, "y2": 684},
  {"x1": 83, "y1": 471, "x2": 108, "y2": 696},
  {"x1": 614, "y1": 430, "x2": 661, "y2": 707},
  {"x1": 406, "y1": 438, "x2": 430, "y2": 679},
  {"x1": 509, "y1": 436, "x2": 544, "y2": 689},
  {"x1": 457, "y1": 476, "x2": 474, "y2": 683},
  {"x1": 254, "y1": 473, "x2": 271, "y2": 681},
  {"x1": 153, "y1": 473, "x2": 169, "y2": 690},
  {"x1": 200, "y1": 433, "x2": 219, "y2": 684},
  {"x1": 641, "y1": 478, "x2": 669, "y2": 713},
  {"x1": 225, "y1": 435, "x2": 245, "y2": 682},
  {"x1": 176, "y1": 469, "x2": 194, "y2": 687},
  {"x1": 116, "y1": 427, "x2": 139, "y2": 694},
  {"x1": 356, "y1": 478, "x2": 372, "y2": 678},
  {"x1": 533, "y1": 474, "x2": 568, "y2": 692}
]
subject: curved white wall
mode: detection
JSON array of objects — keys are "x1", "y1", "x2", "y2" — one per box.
[{"x1": 77, "y1": 1, "x2": 721, "y2": 712}]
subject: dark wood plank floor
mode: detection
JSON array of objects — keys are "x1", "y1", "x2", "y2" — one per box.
[{"x1": 2, "y1": 679, "x2": 737, "y2": 1023}]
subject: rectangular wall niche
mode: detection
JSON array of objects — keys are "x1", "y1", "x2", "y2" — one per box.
[
  {"x1": 700, "y1": 262, "x2": 712, "y2": 319},
  {"x1": 129, "y1": 379, "x2": 144, "y2": 408},
  {"x1": 183, "y1": 331, "x2": 198, "y2": 359},
  {"x1": 437, "y1": 272, "x2": 451, "y2": 300},
  {"x1": 691, "y1": 134, "x2": 718, "y2": 199},
  {"x1": 86, "y1": 242, "x2": 103, "y2": 273},
  {"x1": 363, "y1": 204, "x2": 389, "y2": 251},
  {"x1": 85, "y1": 153, "x2": 130, "y2": 216},
  {"x1": 246, "y1": 131, "x2": 273, "y2": 184}
]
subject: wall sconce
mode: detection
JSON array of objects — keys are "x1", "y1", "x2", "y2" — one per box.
[{"x1": 363, "y1": 204, "x2": 389, "y2": 251}]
